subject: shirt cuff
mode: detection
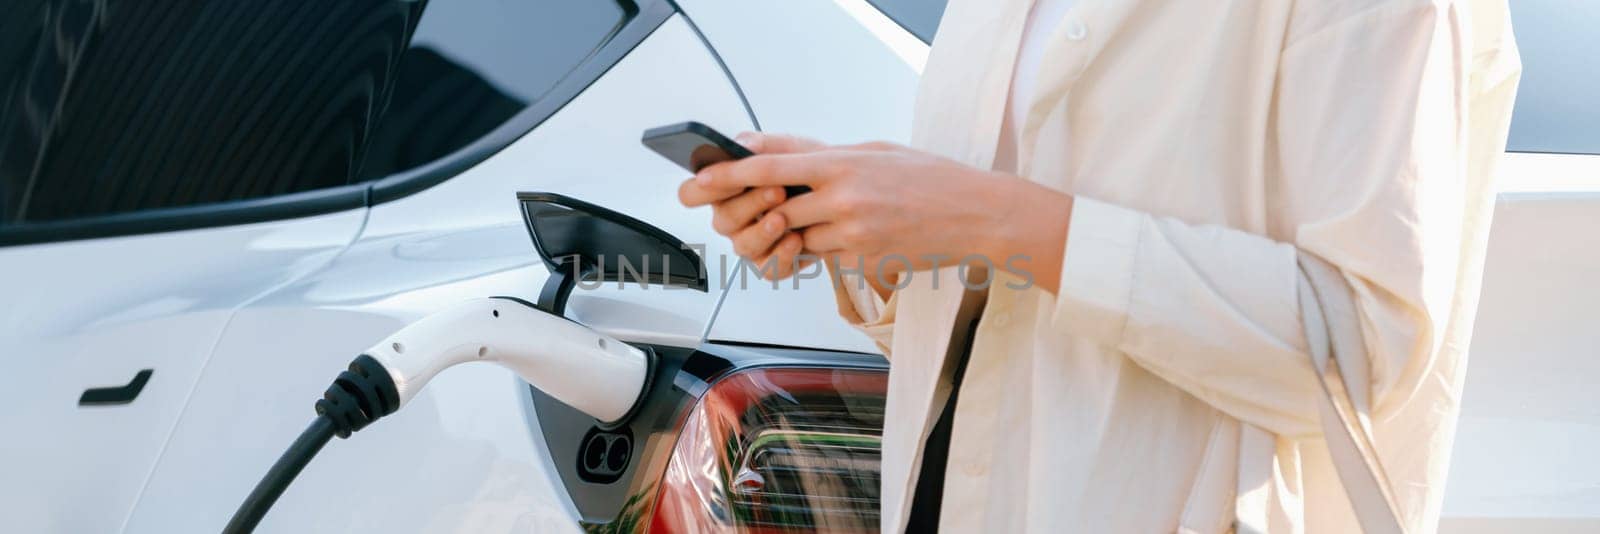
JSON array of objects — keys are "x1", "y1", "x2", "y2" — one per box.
[
  {"x1": 832, "y1": 271, "x2": 897, "y2": 352},
  {"x1": 1055, "y1": 195, "x2": 1144, "y2": 346}
]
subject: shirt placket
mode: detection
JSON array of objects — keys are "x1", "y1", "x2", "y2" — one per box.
[
  {"x1": 1017, "y1": 0, "x2": 1135, "y2": 181},
  {"x1": 917, "y1": 2, "x2": 1039, "y2": 532},
  {"x1": 960, "y1": 0, "x2": 1039, "y2": 172}
]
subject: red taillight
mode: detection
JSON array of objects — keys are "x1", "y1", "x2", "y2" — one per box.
[{"x1": 649, "y1": 367, "x2": 888, "y2": 533}]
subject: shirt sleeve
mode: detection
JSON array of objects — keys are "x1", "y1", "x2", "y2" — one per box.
[
  {"x1": 832, "y1": 269, "x2": 898, "y2": 356},
  {"x1": 1052, "y1": 0, "x2": 1519, "y2": 437}
]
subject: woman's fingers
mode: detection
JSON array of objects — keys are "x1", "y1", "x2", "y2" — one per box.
[
  {"x1": 753, "y1": 232, "x2": 806, "y2": 280},
  {"x1": 679, "y1": 176, "x2": 746, "y2": 207},
  {"x1": 711, "y1": 186, "x2": 785, "y2": 236},
  {"x1": 732, "y1": 211, "x2": 790, "y2": 260},
  {"x1": 739, "y1": 132, "x2": 827, "y2": 154},
  {"x1": 800, "y1": 223, "x2": 854, "y2": 256},
  {"x1": 696, "y1": 152, "x2": 834, "y2": 191},
  {"x1": 681, "y1": 134, "x2": 828, "y2": 208},
  {"x1": 769, "y1": 186, "x2": 843, "y2": 229}
]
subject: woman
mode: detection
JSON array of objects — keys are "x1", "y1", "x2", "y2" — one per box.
[{"x1": 680, "y1": 0, "x2": 1520, "y2": 531}]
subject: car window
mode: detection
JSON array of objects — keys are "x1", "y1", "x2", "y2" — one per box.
[
  {"x1": 357, "y1": 0, "x2": 629, "y2": 180},
  {"x1": 867, "y1": 0, "x2": 949, "y2": 44},
  {"x1": 1504, "y1": 0, "x2": 1599, "y2": 155},
  {"x1": 0, "y1": 0, "x2": 630, "y2": 227}
]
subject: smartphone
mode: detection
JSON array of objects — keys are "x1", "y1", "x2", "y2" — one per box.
[{"x1": 641, "y1": 121, "x2": 811, "y2": 197}]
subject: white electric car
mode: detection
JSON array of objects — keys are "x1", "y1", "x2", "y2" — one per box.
[{"x1": 0, "y1": 0, "x2": 1593, "y2": 532}]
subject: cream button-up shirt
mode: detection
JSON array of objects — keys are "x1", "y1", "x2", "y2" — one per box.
[{"x1": 831, "y1": 0, "x2": 1521, "y2": 532}]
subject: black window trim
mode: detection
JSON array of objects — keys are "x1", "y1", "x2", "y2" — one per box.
[{"x1": 0, "y1": 0, "x2": 675, "y2": 248}]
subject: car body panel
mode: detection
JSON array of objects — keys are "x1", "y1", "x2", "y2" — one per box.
[
  {"x1": 116, "y1": 15, "x2": 754, "y2": 532},
  {"x1": 0, "y1": 208, "x2": 364, "y2": 533},
  {"x1": 678, "y1": 0, "x2": 921, "y2": 354},
  {"x1": 0, "y1": 1, "x2": 1594, "y2": 532},
  {"x1": 1439, "y1": 152, "x2": 1600, "y2": 532}
]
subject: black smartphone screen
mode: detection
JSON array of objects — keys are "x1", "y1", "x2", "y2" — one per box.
[{"x1": 642, "y1": 121, "x2": 810, "y2": 196}]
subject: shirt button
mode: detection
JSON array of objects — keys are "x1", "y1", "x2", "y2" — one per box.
[
  {"x1": 963, "y1": 460, "x2": 988, "y2": 477},
  {"x1": 1064, "y1": 20, "x2": 1088, "y2": 41}
]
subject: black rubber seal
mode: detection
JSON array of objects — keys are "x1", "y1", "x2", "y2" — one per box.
[{"x1": 313, "y1": 354, "x2": 400, "y2": 438}]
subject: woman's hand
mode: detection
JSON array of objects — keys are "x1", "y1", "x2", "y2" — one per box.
[
  {"x1": 677, "y1": 133, "x2": 824, "y2": 280},
  {"x1": 679, "y1": 132, "x2": 1074, "y2": 293}
]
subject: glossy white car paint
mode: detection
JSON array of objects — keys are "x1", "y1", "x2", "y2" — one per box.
[
  {"x1": 0, "y1": 2, "x2": 1593, "y2": 533},
  {"x1": 1438, "y1": 153, "x2": 1600, "y2": 533},
  {"x1": 0, "y1": 209, "x2": 365, "y2": 533},
  {"x1": 679, "y1": 0, "x2": 922, "y2": 353},
  {"x1": 115, "y1": 17, "x2": 749, "y2": 533}
]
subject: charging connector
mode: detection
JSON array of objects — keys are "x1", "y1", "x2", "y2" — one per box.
[{"x1": 223, "y1": 297, "x2": 650, "y2": 532}]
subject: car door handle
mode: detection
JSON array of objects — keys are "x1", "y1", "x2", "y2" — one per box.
[{"x1": 79, "y1": 369, "x2": 153, "y2": 406}]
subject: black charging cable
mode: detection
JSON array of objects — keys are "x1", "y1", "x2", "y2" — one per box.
[{"x1": 223, "y1": 355, "x2": 399, "y2": 533}]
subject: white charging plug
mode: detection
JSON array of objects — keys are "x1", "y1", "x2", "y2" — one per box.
[{"x1": 362, "y1": 297, "x2": 648, "y2": 423}]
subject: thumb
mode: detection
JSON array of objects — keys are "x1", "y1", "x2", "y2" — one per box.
[{"x1": 737, "y1": 131, "x2": 827, "y2": 155}]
